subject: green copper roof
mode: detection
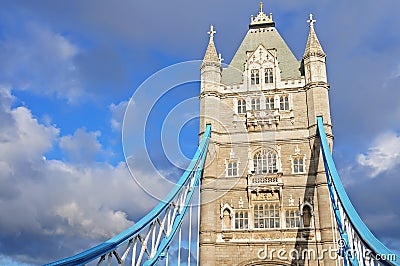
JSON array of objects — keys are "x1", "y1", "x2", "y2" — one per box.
[{"x1": 221, "y1": 27, "x2": 302, "y2": 85}]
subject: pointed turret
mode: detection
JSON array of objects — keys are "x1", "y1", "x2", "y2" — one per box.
[
  {"x1": 303, "y1": 14, "x2": 326, "y2": 58},
  {"x1": 202, "y1": 25, "x2": 219, "y2": 64},
  {"x1": 199, "y1": 25, "x2": 222, "y2": 134},
  {"x1": 303, "y1": 14, "x2": 331, "y2": 127},
  {"x1": 201, "y1": 25, "x2": 221, "y2": 69},
  {"x1": 303, "y1": 14, "x2": 327, "y2": 83},
  {"x1": 201, "y1": 25, "x2": 222, "y2": 90}
]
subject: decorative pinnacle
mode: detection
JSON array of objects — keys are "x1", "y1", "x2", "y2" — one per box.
[
  {"x1": 307, "y1": 13, "x2": 316, "y2": 27},
  {"x1": 251, "y1": 2, "x2": 273, "y2": 25},
  {"x1": 207, "y1": 24, "x2": 216, "y2": 42}
]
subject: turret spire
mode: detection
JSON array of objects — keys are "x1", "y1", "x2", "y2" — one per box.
[
  {"x1": 303, "y1": 13, "x2": 327, "y2": 83},
  {"x1": 202, "y1": 24, "x2": 220, "y2": 66},
  {"x1": 303, "y1": 13, "x2": 325, "y2": 58}
]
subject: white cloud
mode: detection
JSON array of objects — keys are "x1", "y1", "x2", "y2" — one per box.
[
  {"x1": 0, "y1": 87, "x2": 59, "y2": 169},
  {"x1": 0, "y1": 23, "x2": 81, "y2": 102},
  {"x1": 109, "y1": 100, "x2": 129, "y2": 132},
  {"x1": 357, "y1": 131, "x2": 400, "y2": 177},
  {"x1": 0, "y1": 89, "x2": 166, "y2": 264},
  {"x1": 59, "y1": 128, "x2": 103, "y2": 164}
]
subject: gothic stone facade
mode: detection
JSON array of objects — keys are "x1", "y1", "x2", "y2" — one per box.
[{"x1": 199, "y1": 6, "x2": 338, "y2": 266}]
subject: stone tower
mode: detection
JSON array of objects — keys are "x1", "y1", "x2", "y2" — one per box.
[{"x1": 199, "y1": 4, "x2": 336, "y2": 266}]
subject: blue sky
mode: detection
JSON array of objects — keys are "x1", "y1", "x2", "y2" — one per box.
[{"x1": 0, "y1": 1, "x2": 400, "y2": 265}]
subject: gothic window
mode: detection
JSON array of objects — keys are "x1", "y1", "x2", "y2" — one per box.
[
  {"x1": 226, "y1": 161, "x2": 238, "y2": 177},
  {"x1": 279, "y1": 95, "x2": 289, "y2": 111},
  {"x1": 265, "y1": 97, "x2": 274, "y2": 110},
  {"x1": 235, "y1": 211, "x2": 249, "y2": 229},
  {"x1": 251, "y1": 69, "x2": 260, "y2": 85},
  {"x1": 285, "y1": 209, "x2": 301, "y2": 228},
  {"x1": 254, "y1": 202, "x2": 280, "y2": 229},
  {"x1": 264, "y1": 68, "x2": 274, "y2": 84},
  {"x1": 253, "y1": 150, "x2": 277, "y2": 174},
  {"x1": 302, "y1": 205, "x2": 312, "y2": 227},
  {"x1": 238, "y1": 99, "x2": 246, "y2": 114},
  {"x1": 251, "y1": 98, "x2": 261, "y2": 111}
]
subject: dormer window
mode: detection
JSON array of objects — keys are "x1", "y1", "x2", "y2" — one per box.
[
  {"x1": 251, "y1": 69, "x2": 260, "y2": 85},
  {"x1": 265, "y1": 68, "x2": 274, "y2": 84}
]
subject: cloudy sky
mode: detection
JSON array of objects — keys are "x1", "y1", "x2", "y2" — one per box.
[{"x1": 0, "y1": 1, "x2": 399, "y2": 265}]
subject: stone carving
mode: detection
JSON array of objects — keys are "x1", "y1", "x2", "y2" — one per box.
[
  {"x1": 251, "y1": 192, "x2": 279, "y2": 201},
  {"x1": 288, "y1": 194, "x2": 295, "y2": 206},
  {"x1": 253, "y1": 232, "x2": 280, "y2": 240},
  {"x1": 238, "y1": 197, "x2": 244, "y2": 208}
]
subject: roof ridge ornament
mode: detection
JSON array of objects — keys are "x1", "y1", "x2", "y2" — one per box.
[{"x1": 250, "y1": 1, "x2": 273, "y2": 26}]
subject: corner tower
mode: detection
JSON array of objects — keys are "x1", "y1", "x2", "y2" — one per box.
[
  {"x1": 199, "y1": 4, "x2": 336, "y2": 265},
  {"x1": 303, "y1": 14, "x2": 332, "y2": 126}
]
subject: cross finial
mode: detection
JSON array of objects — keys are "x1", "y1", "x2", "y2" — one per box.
[
  {"x1": 207, "y1": 24, "x2": 216, "y2": 42},
  {"x1": 307, "y1": 13, "x2": 316, "y2": 27},
  {"x1": 218, "y1": 53, "x2": 224, "y2": 63},
  {"x1": 259, "y1": 1, "x2": 263, "y2": 12}
]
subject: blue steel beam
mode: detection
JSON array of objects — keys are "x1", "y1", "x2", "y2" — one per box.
[
  {"x1": 45, "y1": 125, "x2": 212, "y2": 266},
  {"x1": 143, "y1": 133, "x2": 209, "y2": 266},
  {"x1": 317, "y1": 116, "x2": 399, "y2": 266}
]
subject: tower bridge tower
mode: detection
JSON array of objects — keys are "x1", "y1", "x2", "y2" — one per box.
[{"x1": 199, "y1": 4, "x2": 336, "y2": 266}]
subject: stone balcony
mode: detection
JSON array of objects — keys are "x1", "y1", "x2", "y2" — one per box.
[{"x1": 247, "y1": 173, "x2": 283, "y2": 192}]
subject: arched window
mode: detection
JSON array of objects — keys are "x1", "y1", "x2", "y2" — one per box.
[
  {"x1": 238, "y1": 99, "x2": 246, "y2": 114},
  {"x1": 254, "y1": 203, "x2": 280, "y2": 228},
  {"x1": 251, "y1": 69, "x2": 260, "y2": 85},
  {"x1": 265, "y1": 68, "x2": 274, "y2": 84},
  {"x1": 253, "y1": 150, "x2": 277, "y2": 174},
  {"x1": 251, "y1": 98, "x2": 261, "y2": 111},
  {"x1": 227, "y1": 162, "x2": 238, "y2": 177},
  {"x1": 279, "y1": 95, "x2": 289, "y2": 110}
]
